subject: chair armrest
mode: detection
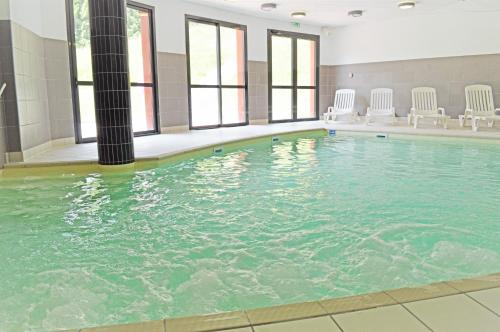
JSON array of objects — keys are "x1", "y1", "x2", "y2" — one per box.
[
  {"x1": 366, "y1": 107, "x2": 371, "y2": 115},
  {"x1": 438, "y1": 107, "x2": 445, "y2": 116},
  {"x1": 327, "y1": 106, "x2": 333, "y2": 113}
]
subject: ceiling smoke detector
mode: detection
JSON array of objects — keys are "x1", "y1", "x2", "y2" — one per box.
[
  {"x1": 398, "y1": 1, "x2": 416, "y2": 9},
  {"x1": 261, "y1": 3, "x2": 277, "y2": 11},
  {"x1": 291, "y1": 11, "x2": 307, "y2": 18},
  {"x1": 348, "y1": 10, "x2": 363, "y2": 18}
]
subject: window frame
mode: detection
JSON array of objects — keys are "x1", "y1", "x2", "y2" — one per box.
[
  {"x1": 66, "y1": 0, "x2": 160, "y2": 143},
  {"x1": 267, "y1": 29, "x2": 320, "y2": 123},
  {"x1": 185, "y1": 15, "x2": 249, "y2": 130}
]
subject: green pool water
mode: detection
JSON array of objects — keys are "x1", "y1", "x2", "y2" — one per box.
[{"x1": 1, "y1": 132, "x2": 499, "y2": 331}]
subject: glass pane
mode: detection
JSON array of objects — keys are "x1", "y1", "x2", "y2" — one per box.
[
  {"x1": 131, "y1": 86, "x2": 155, "y2": 132},
  {"x1": 127, "y1": 7, "x2": 153, "y2": 84},
  {"x1": 220, "y1": 27, "x2": 245, "y2": 86},
  {"x1": 222, "y1": 88, "x2": 246, "y2": 124},
  {"x1": 297, "y1": 39, "x2": 316, "y2": 87},
  {"x1": 272, "y1": 89, "x2": 292, "y2": 121},
  {"x1": 191, "y1": 88, "x2": 219, "y2": 127},
  {"x1": 272, "y1": 36, "x2": 292, "y2": 86},
  {"x1": 78, "y1": 85, "x2": 96, "y2": 139},
  {"x1": 189, "y1": 21, "x2": 218, "y2": 85},
  {"x1": 297, "y1": 89, "x2": 316, "y2": 119},
  {"x1": 73, "y1": 0, "x2": 93, "y2": 81}
]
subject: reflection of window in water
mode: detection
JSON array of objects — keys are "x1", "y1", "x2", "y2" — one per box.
[
  {"x1": 271, "y1": 139, "x2": 319, "y2": 174},
  {"x1": 189, "y1": 152, "x2": 249, "y2": 197}
]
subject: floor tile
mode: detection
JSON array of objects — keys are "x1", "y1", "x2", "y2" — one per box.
[
  {"x1": 468, "y1": 287, "x2": 500, "y2": 315},
  {"x1": 333, "y1": 305, "x2": 429, "y2": 332},
  {"x1": 447, "y1": 273, "x2": 500, "y2": 292},
  {"x1": 320, "y1": 291, "x2": 396, "y2": 314},
  {"x1": 246, "y1": 301, "x2": 327, "y2": 325},
  {"x1": 81, "y1": 320, "x2": 164, "y2": 332},
  {"x1": 165, "y1": 311, "x2": 249, "y2": 332},
  {"x1": 254, "y1": 316, "x2": 341, "y2": 332},
  {"x1": 405, "y1": 294, "x2": 500, "y2": 332},
  {"x1": 385, "y1": 282, "x2": 459, "y2": 303}
]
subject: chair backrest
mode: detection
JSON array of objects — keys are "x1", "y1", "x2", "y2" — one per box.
[
  {"x1": 370, "y1": 88, "x2": 393, "y2": 112},
  {"x1": 412, "y1": 87, "x2": 438, "y2": 114},
  {"x1": 334, "y1": 89, "x2": 355, "y2": 111},
  {"x1": 465, "y1": 85, "x2": 495, "y2": 115}
]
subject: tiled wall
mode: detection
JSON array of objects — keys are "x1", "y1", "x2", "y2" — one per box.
[
  {"x1": 327, "y1": 54, "x2": 500, "y2": 118},
  {"x1": 0, "y1": 93, "x2": 6, "y2": 168},
  {"x1": 0, "y1": 19, "x2": 22, "y2": 156},
  {"x1": 0, "y1": 19, "x2": 74, "y2": 166},
  {"x1": 157, "y1": 52, "x2": 189, "y2": 129},
  {"x1": 44, "y1": 38, "x2": 74, "y2": 139},
  {"x1": 319, "y1": 65, "x2": 335, "y2": 115},
  {"x1": 11, "y1": 21, "x2": 52, "y2": 150},
  {"x1": 248, "y1": 61, "x2": 268, "y2": 123}
]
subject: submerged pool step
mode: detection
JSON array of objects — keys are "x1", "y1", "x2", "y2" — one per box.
[{"x1": 376, "y1": 133, "x2": 389, "y2": 138}]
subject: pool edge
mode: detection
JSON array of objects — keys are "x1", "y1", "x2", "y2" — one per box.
[{"x1": 68, "y1": 271, "x2": 500, "y2": 332}]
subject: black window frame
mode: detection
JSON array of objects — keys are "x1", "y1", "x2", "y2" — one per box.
[
  {"x1": 66, "y1": 0, "x2": 160, "y2": 144},
  {"x1": 185, "y1": 15, "x2": 249, "y2": 130},
  {"x1": 267, "y1": 29, "x2": 320, "y2": 123}
]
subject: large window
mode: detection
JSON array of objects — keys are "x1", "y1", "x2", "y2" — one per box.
[
  {"x1": 66, "y1": 0, "x2": 159, "y2": 142},
  {"x1": 186, "y1": 16, "x2": 248, "y2": 129},
  {"x1": 268, "y1": 30, "x2": 319, "y2": 122}
]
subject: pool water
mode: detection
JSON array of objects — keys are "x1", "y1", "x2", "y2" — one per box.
[{"x1": 1, "y1": 132, "x2": 499, "y2": 331}]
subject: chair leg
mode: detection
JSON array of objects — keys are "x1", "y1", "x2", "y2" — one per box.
[
  {"x1": 407, "y1": 115, "x2": 412, "y2": 126},
  {"x1": 472, "y1": 118, "x2": 479, "y2": 132},
  {"x1": 488, "y1": 120, "x2": 494, "y2": 128},
  {"x1": 459, "y1": 115, "x2": 465, "y2": 127},
  {"x1": 443, "y1": 117, "x2": 448, "y2": 129},
  {"x1": 414, "y1": 117, "x2": 419, "y2": 129}
]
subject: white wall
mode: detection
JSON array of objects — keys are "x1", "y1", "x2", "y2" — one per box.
[
  {"x1": 17, "y1": 0, "x2": 323, "y2": 63},
  {"x1": 8, "y1": 0, "x2": 42, "y2": 33},
  {"x1": 5, "y1": 0, "x2": 500, "y2": 65},
  {"x1": 0, "y1": 0, "x2": 9, "y2": 20},
  {"x1": 325, "y1": 11, "x2": 500, "y2": 65}
]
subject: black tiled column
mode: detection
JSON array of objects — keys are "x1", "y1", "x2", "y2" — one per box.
[{"x1": 89, "y1": 0, "x2": 134, "y2": 165}]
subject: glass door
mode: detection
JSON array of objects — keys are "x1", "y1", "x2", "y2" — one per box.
[
  {"x1": 186, "y1": 16, "x2": 248, "y2": 129},
  {"x1": 67, "y1": 0, "x2": 159, "y2": 142},
  {"x1": 127, "y1": 3, "x2": 158, "y2": 134},
  {"x1": 268, "y1": 30, "x2": 319, "y2": 123}
]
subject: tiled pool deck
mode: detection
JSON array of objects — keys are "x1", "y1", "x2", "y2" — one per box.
[
  {"x1": 65, "y1": 273, "x2": 500, "y2": 332},
  {"x1": 5, "y1": 118, "x2": 500, "y2": 170}
]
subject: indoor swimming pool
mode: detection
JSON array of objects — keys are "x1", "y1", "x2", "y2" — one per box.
[{"x1": 1, "y1": 131, "x2": 499, "y2": 331}]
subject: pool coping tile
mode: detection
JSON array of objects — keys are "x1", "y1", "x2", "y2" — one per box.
[
  {"x1": 445, "y1": 272, "x2": 500, "y2": 293},
  {"x1": 384, "y1": 282, "x2": 460, "y2": 303},
  {"x1": 165, "y1": 311, "x2": 250, "y2": 332},
  {"x1": 319, "y1": 291, "x2": 397, "y2": 314},
  {"x1": 80, "y1": 319, "x2": 164, "y2": 332},
  {"x1": 246, "y1": 301, "x2": 327, "y2": 325}
]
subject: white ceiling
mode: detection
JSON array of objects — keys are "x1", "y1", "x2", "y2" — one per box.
[{"x1": 184, "y1": 0, "x2": 500, "y2": 27}]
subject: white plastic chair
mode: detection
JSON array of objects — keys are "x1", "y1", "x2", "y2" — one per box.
[
  {"x1": 408, "y1": 87, "x2": 449, "y2": 129},
  {"x1": 460, "y1": 85, "x2": 500, "y2": 131},
  {"x1": 324, "y1": 89, "x2": 358, "y2": 123},
  {"x1": 366, "y1": 88, "x2": 396, "y2": 124}
]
